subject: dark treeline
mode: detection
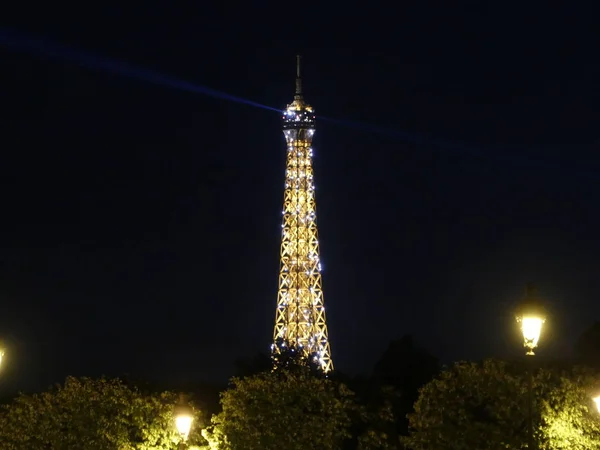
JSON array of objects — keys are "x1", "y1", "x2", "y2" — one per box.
[
  {"x1": 1, "y1": 322, "x2": 599, "y2": 448},
  {"x1": 218, "y1": 322, "x2": 600, "y2": 442},
  {"x1": 230, "y1": 334, "x2": 439, "y2": 439},
  {"x1": 122, "y1": 321, "x2": 600, "y2": 433}
]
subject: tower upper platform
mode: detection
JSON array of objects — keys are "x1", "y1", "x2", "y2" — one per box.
[{"x1": 282, "y1": 55, "x2": 315, "y2": 132}]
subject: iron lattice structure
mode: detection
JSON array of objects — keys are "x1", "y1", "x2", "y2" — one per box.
[{"x1": 272, "y1": 56, "x2": 333, "y2": 372}]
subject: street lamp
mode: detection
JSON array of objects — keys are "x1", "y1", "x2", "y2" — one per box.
[
  {"x1": 174, "y1": 394, "x2": 194, "y2": 449},
  {"x1": 0, "y1": 340, "x2": 5, "y2": 371},
  {"x1": 593, "y1": 395, "x2": 600, "y2": 414},
  {"x1": 515, "y1": 283, "x2": 546, "y2": 450},
  {"x1": 516, "y1": 284, "x2": 546, "y2": 356}
]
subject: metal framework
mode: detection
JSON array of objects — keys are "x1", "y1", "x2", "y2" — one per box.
[{"x1": 272, "y1": 56, "x2": 333, "y2": 372}]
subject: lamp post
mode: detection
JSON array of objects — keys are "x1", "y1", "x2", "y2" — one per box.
[
  {"x1": 174, "y1": 393, "x2": 194, "y2": 450},
  {"x1": 515, "y1": 283, "x2": 546, "y2": 450}
]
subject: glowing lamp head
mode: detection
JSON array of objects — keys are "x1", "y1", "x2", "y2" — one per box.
[
  {"x1": 593, "y1": 395, "x2": 600, "y2": 413},
  {"x1": 175, "y1": 414, "x2": 193, "y2": 439},
  {"x1": 174, "y1": 395, "x2": 194, "y2": 441},
  {"x1": 515, "y1": 284, "x2": 546, "y2": 356},
  {"x1": 520, "y1": 316, "x2": 544, "y2": 350}
]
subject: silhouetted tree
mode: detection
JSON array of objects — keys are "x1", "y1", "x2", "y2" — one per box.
[
  {"x1": 575, "y1": 322, "x2": 600, "y2": 368},
  {"x1": 372, "y1": 335, "x2": 439, "y2": 435},
  {"x1": 233, "y1": 351, "x2": 272, "y2": 378},
  {"x1": 120, "y1": 373, "x2": 223, "y2": 417},
  {"x1": 353, "y1": 385, "x2": 402, "y2": 450},
  {"x1": 235, "y1": 340, "x2": 325, "y2": 379}
]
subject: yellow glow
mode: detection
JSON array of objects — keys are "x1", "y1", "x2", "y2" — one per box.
[
  {"x1": 520, "y1": 316, "x2": 544, "y2": 355},
  {"x1": 175, "y1": 414, "x2": 193, "y2": 440},
  {"x1": 522, "y1": 317, "x2": 543, "y2": 343},
  {"x1": 0, "y1": 349, "x2": 3, "y2": 368},
  {"x1": 593, "y1": 396, "x2": 600, "y2": 414}
]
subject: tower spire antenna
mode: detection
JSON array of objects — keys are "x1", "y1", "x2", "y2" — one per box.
[{"x1": 295, "y1": 54, "x2": 302, "y2": 95}]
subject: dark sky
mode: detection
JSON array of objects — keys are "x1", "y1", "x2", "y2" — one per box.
[{"x1": 1, "y1": 2, "x2": 599, "y2": 395}]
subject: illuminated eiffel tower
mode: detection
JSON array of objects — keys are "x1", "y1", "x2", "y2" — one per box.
[{"x1": 271, "y1": 56, "x2": 333, "y2": 372}]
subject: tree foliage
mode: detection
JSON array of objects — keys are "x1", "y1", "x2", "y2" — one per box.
[
  {"x1": 0, "y1": 376, "x2": 205, "y2": 450},
  {"x1": 204, "y1": 367, "x2": 354, "y2": 450},
  {"x1": 404, "y1": 359, "x2": 600, "y2": 450},
  {"x1": 539, "y1": 367, "x2": 600, "y2": 449},
  {"x1": 354, "y1": 385, "x2": 402, "y2": 450},
  {"x1": 574, "y1": 322, "x2": 600, "y2": 367},
  {"x1": 233, "y1": 351, "x2": 272, "y2": 378},
  {"x1": 234, "y1": 340, "x2": 325, "y2": 380},
  {"x1": 371, "y1": 335, "x2": 439, "y2": 436},
  {"x1": 405, "y1": 359, "x2": 528, "y2": 449}
]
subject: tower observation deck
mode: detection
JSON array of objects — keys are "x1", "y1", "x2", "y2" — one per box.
[{"x1": 272, "y1": 56, "x2": 333, "y2": 372}]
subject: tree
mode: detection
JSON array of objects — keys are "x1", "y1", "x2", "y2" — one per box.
[
  {"x1": 353, "y1": 385, "x2": 402, "y2": 450},
  {"x1": 0, "y1": 376, "x2": 205, "y2": 450},
  {"x1": 539, "y1": 367, "x2": 600, "y2": 449},
  {"x1": 575, "y1": 322, "x2": 600, "y2": 367},
  {"x1": 233, "y1": 351, "x2": 272, "y2": 378},
  {"x1": 203, "y1": 367, "x2": 354, "y2": 450},
  {"x1": 404, "y1": 359, "x2": 600, "y2": 450},
  {"x1": 405, "y1": 359, "x2": 528, "y2": 449},
  {"x1": 235, "y1": 341, "x2": 325, "y2": 380},
  {"x1": 372, "y1": 335, "x2": 439, "y2": 436}
]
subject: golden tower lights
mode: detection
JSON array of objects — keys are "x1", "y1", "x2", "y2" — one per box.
[{"x1": 272, "y1": 56, "x2": 333, "y2": 372}]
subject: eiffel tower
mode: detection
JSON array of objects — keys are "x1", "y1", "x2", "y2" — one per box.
[{"x1": 271, "y1": 56, "x2": 333, "y2": 372}]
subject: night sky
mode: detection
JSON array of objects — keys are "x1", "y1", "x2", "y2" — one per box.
[{"x1": 1, "y1": 3, "x2": 599, "y2": 395}]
